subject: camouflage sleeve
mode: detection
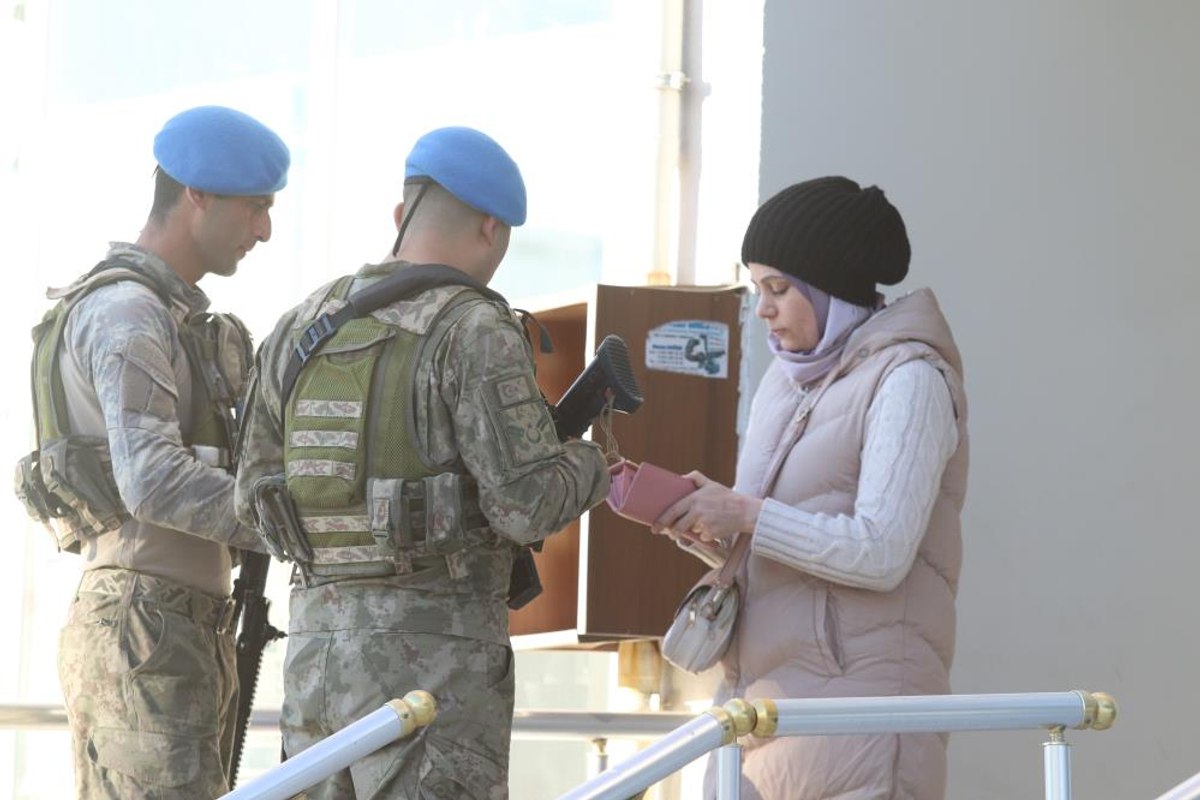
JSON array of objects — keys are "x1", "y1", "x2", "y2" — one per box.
[
  {"x1": 68, "y1": 285, "x2": 263, "y2": 550},
  {"x1": 233, "y1": 315, "x2": 290, "y2": 530},
  {"x1": 437, "y1": 301, "x2": 610, "y2": 545}
]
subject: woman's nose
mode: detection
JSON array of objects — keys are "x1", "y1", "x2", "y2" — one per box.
[{"x1": 756, "y1": 295, "x2": 773, "y2": 318}]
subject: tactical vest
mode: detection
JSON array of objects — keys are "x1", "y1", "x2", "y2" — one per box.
[
  {"x1": 14, "y1": 259, "x2": 252, "y2": 552},
  {"x1": 257, "y1": 270, "x2": 497, "y2": 582}
]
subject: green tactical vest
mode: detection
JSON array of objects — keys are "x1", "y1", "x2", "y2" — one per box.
[
  {"x1": 14, "y1": 259, "x2": 252, "y2": 553},
  {"x1": 276, "y1": 276, "x2": 494, "y2": 581}
]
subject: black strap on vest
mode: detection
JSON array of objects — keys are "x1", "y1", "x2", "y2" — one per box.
[{"x1": 281, "y1": 264, "x2": 509, "y2": 406}]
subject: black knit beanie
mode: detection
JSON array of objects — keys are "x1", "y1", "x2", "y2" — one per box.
[{"x1": 741, "y1": 176, "x2": 910, "y2": 307}]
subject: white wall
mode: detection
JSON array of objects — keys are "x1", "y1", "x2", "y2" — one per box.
[{"x1": 756, "y1": 1, "x2": 1200, "y2": 797}]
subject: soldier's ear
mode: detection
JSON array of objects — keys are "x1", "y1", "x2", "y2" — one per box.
[
  {"x1": 480, "y1": 215, "x2": 505, "y2": 248},
  {"x1": 393, "y1": 202, "x2": 406, "y2": 229},
  {"x1": 185, "y1": 186, "x2": 214, "y2": 210}
]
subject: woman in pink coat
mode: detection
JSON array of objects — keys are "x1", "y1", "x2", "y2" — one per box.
[{"x1": 656, "y1": 177, "x2": 969, "y2": 800}]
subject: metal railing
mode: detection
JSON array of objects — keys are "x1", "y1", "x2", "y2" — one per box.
[
  {"x1": 217, "y1": 690, "x2": 436, "y2": 800},
  {"x1": 512, "y1": 709, "x2": 693, "y2": 775},
  {"x1": 1154, "y1": 771, "x2": 1200, "y2": 800},
  {"x1": 558, "y1": 690, "x2": 1118, "y2": 800},
  {"x1": 0, "y1": 690, "x2": 1133, "y2": 799}
]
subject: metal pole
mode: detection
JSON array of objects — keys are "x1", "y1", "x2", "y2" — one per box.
[
  {"x1": 512, "y1": 710, "x2": 692, "y2": 741},
  {"x1": 217, "y1": 692, "x2": 436, "y2": 800},
  {"x1": 1153, "y1": 770, "x2": 1200, "y2": 800},
  {"x1": 768, "y1": 691, "x2": 1115, "y2": 736},
  {"x1": 557, "y1": 712, "x2": 730, "y2": 800},
  {"x1": 1042, "y1": 727, "x2": 1071, "y2": 800},
  {"x1": 715, "y1": 743, "x2": 741, "y2": 800},
  {"x1": 588, "y1": 738, "x2": 609, "y2": 778}
]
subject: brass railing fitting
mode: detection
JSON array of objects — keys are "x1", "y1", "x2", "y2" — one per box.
[
  {"x1": 1074, "y1": 690, "x2": 1118, "y2": 731},
  {"x1": 387, "y1": 690, "x2": 437, "y2": 737},
  {"x1": 750, "y1": 698, "x2": 779, "y2": 738}
]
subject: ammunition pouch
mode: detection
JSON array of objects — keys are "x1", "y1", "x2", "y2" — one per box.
[
  {"x1": 252, "y1": 475, "x2": 314, "y2": 571},
  {"x1": 14, "y1": 452, "x2": 62, "y2": 525},
  {"x1": 368, "y1": 474, "x2": 487, "y2": 555},
  {"x1": 257, "y1": 471, "x2": 493, "y2": 583},
  {"x1": 15, "y1": 436, "x2": 128, "y2": 553},
  {"x1": 371, "y1": 474, "x2": 541, "y2": 606}
]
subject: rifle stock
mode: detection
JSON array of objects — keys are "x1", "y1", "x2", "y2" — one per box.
[
  {"x1": 228, "y1": 550, "x2": 286, "y2": 788},
  {"x1": 552, "y1": 334, "x2": 643, "y2": 440}
]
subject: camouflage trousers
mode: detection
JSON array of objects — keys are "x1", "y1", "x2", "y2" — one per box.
[
  {"x1": 58, "y1": 567, "x2": 239, "y2": 799},
  {"x1": 282, "y1": 625, "x2": 514, "y2": 799}
]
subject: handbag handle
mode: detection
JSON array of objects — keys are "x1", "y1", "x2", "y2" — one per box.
[{"x1": 710, "y1": 529, "x2": 752, "y2": 592}]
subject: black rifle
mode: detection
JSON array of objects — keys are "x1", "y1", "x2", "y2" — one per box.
[
  {"x1": 228, "y1": 550, "x2": 286, "y2": 788},
  {"x1": 551, "y1": 334, "x2": 643, "y2": 440}
]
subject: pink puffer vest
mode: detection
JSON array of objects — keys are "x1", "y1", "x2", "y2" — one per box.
[{"x1": 707, "y1": 289, "x2": 969, "y2": 800}]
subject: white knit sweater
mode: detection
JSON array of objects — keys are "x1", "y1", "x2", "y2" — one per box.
[
  {"x1": 682, "y1": 359, "x2": 957, "y2": 590},
  {"x1": 753, "y1": 358, "x2": 957, "y2": 591}
]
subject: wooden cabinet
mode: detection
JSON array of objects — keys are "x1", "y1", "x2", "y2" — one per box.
[{"x1": 510, "y1": 283, "x2": 748, "y2": 649}]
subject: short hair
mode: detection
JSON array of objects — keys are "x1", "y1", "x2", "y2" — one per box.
[
  {"x1": 148, "y1": 166, "x2": 186, "y2": 222},
  {"x1": 402, "y1": 180, "x2": 483, "y2": 230},
  {"x1": 391, "y1": 180, "x2": 489, "y2": 257}
]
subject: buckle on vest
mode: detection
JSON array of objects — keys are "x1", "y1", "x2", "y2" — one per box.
[
  {"x1": 293, "y1": 314, "x2": 337, "y2": 366},
  {"x1": 191, "y1": 445, "x2": 230, "y2": 469}
]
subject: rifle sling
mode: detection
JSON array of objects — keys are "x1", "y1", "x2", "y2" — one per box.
[{"x1": 279, "y1": 264, "x2": 506, "y2": 412}]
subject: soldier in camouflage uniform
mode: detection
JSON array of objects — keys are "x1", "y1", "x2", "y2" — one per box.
[
  {"x1": 48, "y1": 107, "x2": 289, "y2": 798},
  {"x1": 235, "y1": 126, "x2": 609, "y2": 798}
]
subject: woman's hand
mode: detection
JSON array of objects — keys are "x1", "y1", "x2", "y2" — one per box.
[{"x1": 651, "y1": 472, "x2": 763, "y2": 543}]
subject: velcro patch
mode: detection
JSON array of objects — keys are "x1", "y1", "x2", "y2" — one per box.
[
  {"x1": 286, "y1": 459, "x2": 356, "y2": 480},
  {"x1": 294, "y1": 400, "x2": 364, "y2": 418},
  {"x1": 289, "y1": 430, "x2": 359, "y2": 449},
  {"x1": 492, "y1": 374, "x2": 534, "y2": 408}
]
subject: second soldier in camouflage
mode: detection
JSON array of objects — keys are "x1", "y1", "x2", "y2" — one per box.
[{"x1": 235, "y1": 127, "x2": 609, "y2": 798}]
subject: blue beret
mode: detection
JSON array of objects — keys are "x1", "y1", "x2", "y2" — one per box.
[
  {"x1": 153, "y1": 106, "x2": 290, "y2": 196},
  {"x1": 405, "y1": 127, "x2": 526, "y2": 226}
]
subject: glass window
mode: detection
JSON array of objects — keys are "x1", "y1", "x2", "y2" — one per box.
[{"x1": 325, "y1": 0, "x2": 662, "y2": 300}]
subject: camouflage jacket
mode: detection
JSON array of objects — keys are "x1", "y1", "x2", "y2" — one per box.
[
  {"x1": 59, "y1": 243, "x2": 263, "y2": 596},
  {"x1": 235, "y1": 261, "x2": 609, "y2": 628}
]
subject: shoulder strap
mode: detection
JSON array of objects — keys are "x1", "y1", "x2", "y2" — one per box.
[
  {"x1": 710, "y1": 367, "x2": 845, "y2": 578},
  {"x1": 756, "y1": 366, "x2": 843, "y2": 499},
  {"x1": 711, "y1": 528, "x2": 753, "y2": 589},
  {"x1": 35, "y1": 258, "x2": 174, "y2": 443},
  {"x1": 47, "y1": 258, "x2": 173, "y2": 305},
  {"x1": 280, "y1": 264, "x2": 506, "y2": 405}
]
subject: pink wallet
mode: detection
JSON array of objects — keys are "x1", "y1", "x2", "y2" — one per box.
[{"x1": 606, "y1": 460, "x2": 697, "y2": 526}]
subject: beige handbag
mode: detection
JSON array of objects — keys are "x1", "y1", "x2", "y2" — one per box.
[
  {"x1": 660, "y1": 368, "x2": 840, "y2": 674},
  {"x1": 660, "y1": 533, "x2": 751, "y2": 673}
]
